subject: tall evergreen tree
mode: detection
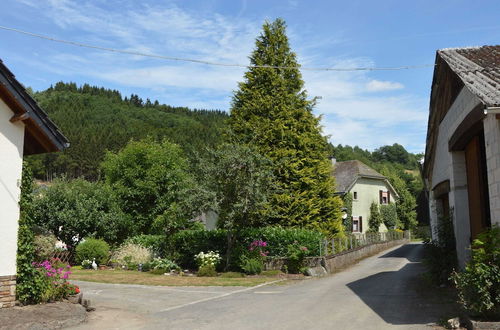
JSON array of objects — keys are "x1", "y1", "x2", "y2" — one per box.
[{"x1": 228, "y1": 18, "x2": 343, "y2": 236}]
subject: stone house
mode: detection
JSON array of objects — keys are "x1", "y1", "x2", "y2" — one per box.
[
  {"x1": 333, "y1": 160, "x2": 398, "y2": 233},
  {"x1": 423, "y1": 45, "x2": 500, "y2": 267},
  {"x1": 0, "y1": 60, "x2": 68, "y2": 308}
]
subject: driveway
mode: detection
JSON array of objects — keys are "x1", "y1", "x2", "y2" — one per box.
[{"x1": 70, "y1": 243, "x2": 456, "y2": 329}]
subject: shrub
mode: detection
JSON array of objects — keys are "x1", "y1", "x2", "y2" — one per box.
[
  {"x1": 148, "y1": 258, "x2": 180, "y2": 272},
  {"x1": 32, "y1": 178, "x2": 131, "y2": 249},
  {"x1": 423, "y1": 216, "x2": 457, "y2": 285},
  {"x1": 32, "y1": 259, "x2": 74, "y2": 302},
  {"x1": 113, "y1": 243, "x2": 152, "y2": 268},
  {"x1": 171, "y1": 227, "x2": 324, "y2": 269},
  {"x1": 33, "y1": 234, "x2": 58, "y2": 261},
  {"x1": 81, "y1": 259, "x2": 93, "y2": 269},
  {"x1": 195, "y1": 251, "x2": 222, "y2": 268},
  {"x1": 75, "y1": 238, "x2": 110, "y2": 265},
  {"x1": 170, "y1": 230, "x2": 227, "y2": 269},
  {"x1": 241, "y1": 258, "x2": 263, "y2": 275},
  {"x1": 197, "y1": 264, "x2": 217, "y2": 277},
  {"x1": 124, "y1": 235, "x2": 167, "y2": 257},
  {"x1": 285, "y1": 242, "x2": 309, "y2": 274},
  {"x1": 452, "y1": 226, "x2": 500, "y2": 320}
]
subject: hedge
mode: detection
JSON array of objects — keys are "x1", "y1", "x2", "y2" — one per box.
[
  {"x1": 170, "y1": 227, "x2": 324, "y2": 269},
  {"x1": 124, "y1": 234, "x2": 168, "y2": 257}
]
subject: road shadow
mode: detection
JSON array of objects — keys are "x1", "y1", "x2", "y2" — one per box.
[
  {"x1": 346, "y1": 243, "x2": 458, "y2": 326},
  {"x1": 378, "y1": 243, "x2": 423, "y2": 262}
]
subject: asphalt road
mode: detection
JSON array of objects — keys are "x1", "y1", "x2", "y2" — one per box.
[{"x1": 70, "y1": 243, "x2": 455, "y2": 330}]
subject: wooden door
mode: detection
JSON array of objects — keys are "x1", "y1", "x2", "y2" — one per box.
[{"x1": 465, "y1": 134, "x2": 490, "y2": 240}]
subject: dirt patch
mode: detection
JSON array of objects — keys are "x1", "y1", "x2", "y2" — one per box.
[{"x1": 0, "y1": 301, "x2": 87, "y2": 330}]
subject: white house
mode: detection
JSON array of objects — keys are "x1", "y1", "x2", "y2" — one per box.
[
  {"x1": 423, "y1": 45, "x2": 500, "y2": 268},
  {"x1": 333, "y1": 160, "x2": 398, "y2": 234},
  {"x1": 0, "y1": 59, "x2": 68, "y2": 308}
]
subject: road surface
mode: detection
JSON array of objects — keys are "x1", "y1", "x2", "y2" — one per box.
[{"x1": 71, "y1": 243, "x2": 455, "y2": 329}]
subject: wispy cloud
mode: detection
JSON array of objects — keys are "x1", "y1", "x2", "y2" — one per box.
[
  {"x1": 13, "y1": 0, "x2": 427, "y2": 152},
  {"x1": 365, "y1": 80, "x2": 404, "y2": 92}
]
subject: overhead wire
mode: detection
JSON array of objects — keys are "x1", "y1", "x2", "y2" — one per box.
[{"x1": 0, "y1": 25, "x2": 436, "y2": 72}]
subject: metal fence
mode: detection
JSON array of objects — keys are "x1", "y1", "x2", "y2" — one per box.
[{"x1": 319, "y1": 230, "x2": 409, "y2": 256}]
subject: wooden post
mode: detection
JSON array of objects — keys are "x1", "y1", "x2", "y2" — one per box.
[{"x1": 332, "y1": 239, "x2": 335, "y2": 254}]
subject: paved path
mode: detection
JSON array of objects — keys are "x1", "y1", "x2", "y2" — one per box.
[{"x1": 70, "y1": 243, "x2": 455, "y2": 330}]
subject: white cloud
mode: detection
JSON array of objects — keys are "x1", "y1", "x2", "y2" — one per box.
[
  {"x1": 15, "y1": 0, "x2": 426, "y2": 152},
  {"x1": 365, "y1": 80, "x2": 404, "y2": 92}
]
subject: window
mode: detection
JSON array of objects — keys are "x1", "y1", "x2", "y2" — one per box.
[
  {"x1": 352, "y1": 216, "x2": 362, "y2": 232},
  {"x1": 379, "y1": 190, "x2": 390, "y2": 204},
  {"x1": 353, "y1": 192, "x2": 358, "y2": 200}
]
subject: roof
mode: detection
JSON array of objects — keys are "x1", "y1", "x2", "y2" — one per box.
[
  {"x1": 0, "y1": 59, "x2": 69, "y2": 155},
  {"x1": 423, "y1": 45, "x2": 500, "y2": 179},
  {"x1": 333, "y1": 160, "x2": 387, "y2": 193},
  {"x1": 438, "y1": 45, "x2": 500, "y2": 107}
]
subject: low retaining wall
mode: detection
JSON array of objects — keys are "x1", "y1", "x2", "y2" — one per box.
[
  {"x1": 0, "y1": 275, "x2": 16, "y2": 308},
  {"x1": 323, "y1": 239, "x2": 408, "y2": 273},
  {"x1": 264, "y1": 239, "x2": 409, "y2": 273}
]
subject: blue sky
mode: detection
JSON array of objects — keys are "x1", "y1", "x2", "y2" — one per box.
[{"x1": 1, "y1": 0, "x2": 499, "y2": 153}]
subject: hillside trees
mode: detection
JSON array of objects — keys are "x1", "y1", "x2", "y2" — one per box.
[
  {"x1": 26, "y1": 83, "x2": 228, "y2": 180},
  {"x1": 228, "y1": 18, "x2": 343, "y2": 236}
]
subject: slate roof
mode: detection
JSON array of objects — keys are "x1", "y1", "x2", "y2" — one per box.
[
  {"x1": 333, "y1": 160, "x2": 386, "y2": 193},
  {"x1": 438, "y1": 45, "x2": 500, "y2": 106},
  {"x1": 0, "y1": 59, "x2": 69, "y2": 154}
]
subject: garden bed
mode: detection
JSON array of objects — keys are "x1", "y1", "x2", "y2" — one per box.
[{"x1": 71, "y1": 269, "x2": 299, "y2": 287}]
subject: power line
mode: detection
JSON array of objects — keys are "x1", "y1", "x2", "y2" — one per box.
[{"x1": 0, "y1": 25, "x2": 436, "y2": 71}]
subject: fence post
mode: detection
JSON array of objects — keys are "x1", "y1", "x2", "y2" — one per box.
[
  {"x1": 349, "y1": 236, "x2": 353, "y2": 250},
  {"x1": 332, "y1": 238, "x2": 335, "y2": 254}
]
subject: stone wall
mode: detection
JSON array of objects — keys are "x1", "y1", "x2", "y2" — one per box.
[
  {"x1": 323, "y1": 239, "x2": 408, "y2": 273},
  {"x1": 264, "y1": 239, "x2": 409, "y2": 273},
  {"x1": 0, "y1": 275, "x2": 16, "y2": 308}
]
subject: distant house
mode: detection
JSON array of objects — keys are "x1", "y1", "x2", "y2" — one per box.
[
  {"x1": 333, "y1": 160, "x2": 398, "y2": 233},
  {"x1": 423, "y1": 45, "x2": 500, "y2": 267},
  {"x1": 0, "y1": 60, "x2": 68, "y2": 308}
]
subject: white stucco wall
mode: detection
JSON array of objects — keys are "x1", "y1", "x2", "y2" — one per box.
[
  {"x1": 0, "y1": 98, "x2": 25, "y2": 276},
  {"x1": 428, "y1": 87, "x2": 482, "y2": 267},
  {"x1": 350, "y1": 177, "x2": 396, "y2": 233}
]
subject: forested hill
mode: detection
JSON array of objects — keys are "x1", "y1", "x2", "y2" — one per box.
[{"x1": 27, "y1": 82, "x2": 228, "y2": 180}]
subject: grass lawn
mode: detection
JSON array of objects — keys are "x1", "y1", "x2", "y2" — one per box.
[{"x1": 71, "y1": 269, "x2": 284, "y2": 287}]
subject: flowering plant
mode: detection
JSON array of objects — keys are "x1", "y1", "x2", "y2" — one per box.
[
  {"x1": 195, "y1": 251, "x2": 221, "y2": 267},
  {"x1": 248, "y1": 239, "x2": 269, "y2": 258},
  {"x1": 32, "y1": 258, "x2": 75, "y2": 301},
  {"x1": 81, "y1": 259, "x2": 93, "y2": 269}
]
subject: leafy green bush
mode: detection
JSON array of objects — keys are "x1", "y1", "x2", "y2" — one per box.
[
  {"x1": 16, "y1": 163, "x2": 48, "y2": 305},
  {"x1": 423, "y1": 216, "x2": 457, "y2": 285},
  {"x1": 32, "y1": 178, "x2": 131, "y2": 248},
  {"x1": 380, "y1": 203, "x2": 399, "y2": 229},
  {"x1": 452, "y1": 226, "x2": 500, "y2": 320},
  {"x1": 148, "y1": 258, "x2": 180, "y2": 272},
  {"x1": 75, "y1": 238, "x2": 110, "y2": 265},
  {"x1": 197, "y1": 264, "x2": 217, "y2": 277},
  {"x1": 241, "y1": 258, "x2": 263, "y2": 275},
  {"x1": 33, "y1": 234, "x2": 58, "y2": 261},
  {"x1": 170, "y1": 230, "x2": 227, "y2": 269},
  {"x1": 171, "y1": 227, "x2": 324, "y2": 269},
  {"x1": 112, "y1": 243, "x2": 152, "y2": 268},
  {"x1": 124, "y1": 235, "x2": 168, "y2": 257},
  {"x1": 285, "y1": 242, "x2": 310, "y2": 274}
]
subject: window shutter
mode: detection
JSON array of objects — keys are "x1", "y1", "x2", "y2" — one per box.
[
  {"x1": 359, "y1": 216, "x2": 363, "y2": 232},
  {"x1": 351, "y1": 216, "x2": 354, "y2": 232},
  {"x1": 379, "y1": 190, "x2": 383, "y2": 204},
  {"x1": 387, "y1": 191, "x2": 391, "y2": 203}
]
